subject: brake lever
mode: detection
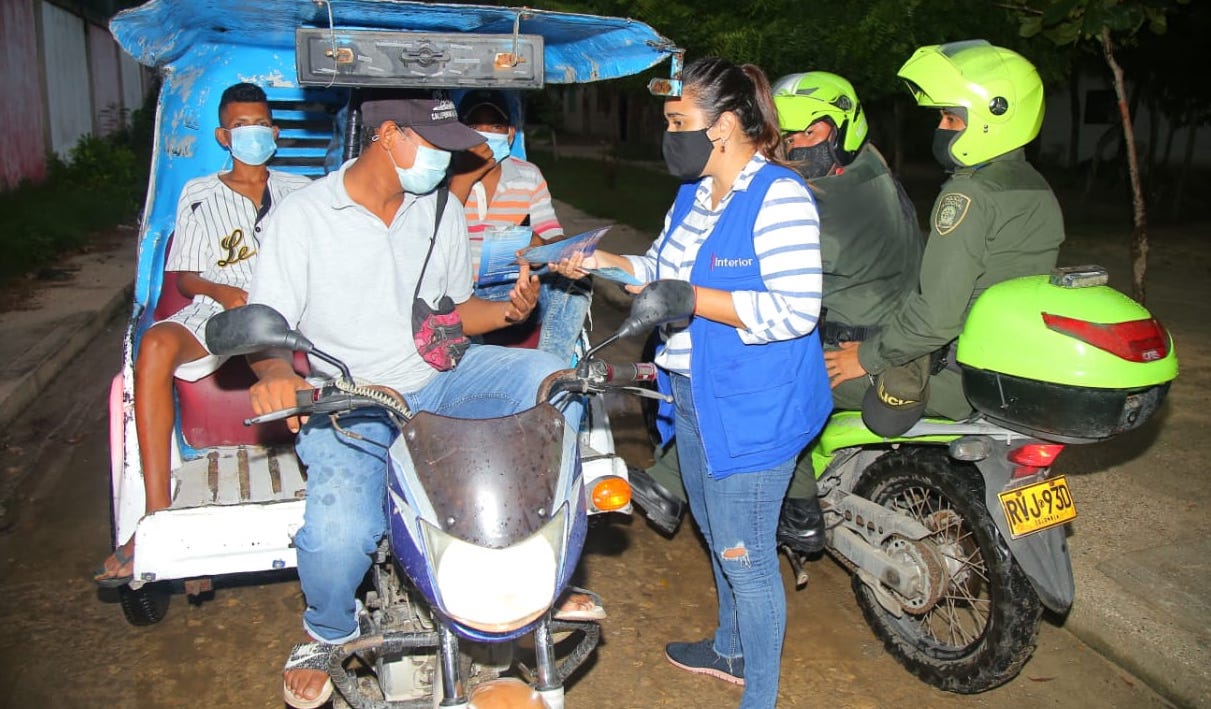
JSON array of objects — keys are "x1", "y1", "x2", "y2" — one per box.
[
  {"x1": 615, "y1": 386, "x2": 673, "y2": 402},
  {"x1": 244, "y1": 407, "x2": 309, "y2": 425}
]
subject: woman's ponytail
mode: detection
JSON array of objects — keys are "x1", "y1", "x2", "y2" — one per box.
[
  {"x1": 683, "y1": 57, "x2": 786, "y2": 165},
  {"x1": 740, "y1": 64, "x2": 785, "y2": 164}
]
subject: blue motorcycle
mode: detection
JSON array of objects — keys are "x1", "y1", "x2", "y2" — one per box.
[{"x1": 205, "y1": 282, "x2": 692, "y2": 708}]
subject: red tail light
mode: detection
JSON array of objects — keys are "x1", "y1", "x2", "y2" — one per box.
[
  {"x1": 1042, "y1": 313, "x2": 1169, "y2": 363},
  {"x1": 1008, "y1": 443, "x2": 1065, "y2": 471}
]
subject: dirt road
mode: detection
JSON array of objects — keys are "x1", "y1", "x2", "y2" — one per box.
[{"x1": 0, "y1": 302, "x2": 1169, "y2": 708}]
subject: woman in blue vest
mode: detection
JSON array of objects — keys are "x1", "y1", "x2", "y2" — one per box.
[{"x1": 553, "y1": 56, "x2": 831, "y2": 709}]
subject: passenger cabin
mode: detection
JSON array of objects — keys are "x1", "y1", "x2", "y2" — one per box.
[{"x1": 108, "y1": 0, "x2": 678, "y2": 587}]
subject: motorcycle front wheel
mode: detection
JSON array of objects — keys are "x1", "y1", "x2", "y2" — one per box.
[{"x1": 851, "y1": 448, "x2": 1042, "y2": 693}]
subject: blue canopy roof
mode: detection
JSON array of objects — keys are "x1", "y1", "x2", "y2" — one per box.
[{"x1": 110, "y1": 0, "x2": 678, "y2": 84}]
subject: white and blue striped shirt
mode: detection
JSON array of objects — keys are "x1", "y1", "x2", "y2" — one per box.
[{"x1": 626, "y1": 154, "x2": 822, "y2": 377}]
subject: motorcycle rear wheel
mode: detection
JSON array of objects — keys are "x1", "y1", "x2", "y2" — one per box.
[{"x1": 851, "y1": 448, "x2": 1042, "y2": 693}]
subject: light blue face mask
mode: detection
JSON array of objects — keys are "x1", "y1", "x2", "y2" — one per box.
[
  {"x1": 227, "y1": 125, "x2": 276, "y2": 166},
  {"x1": 391, "y1": 139, "x2": 451, "y2": 195},
  {"x1": 476, "y1": 130, "x2": 512, "y2": 164}
]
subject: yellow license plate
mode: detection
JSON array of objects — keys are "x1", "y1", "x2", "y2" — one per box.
[{"x1": 997, "y1": 475, "x2": 1077, "y2": 539}]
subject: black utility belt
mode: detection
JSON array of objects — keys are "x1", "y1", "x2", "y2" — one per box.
[{"x1": 820, "y1": 321, "x2": 880, "y2": 346}]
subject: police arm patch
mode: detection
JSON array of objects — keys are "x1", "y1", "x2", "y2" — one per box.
[{"x1": 934, "y1": 192, "x2": 972, "y2": 236}]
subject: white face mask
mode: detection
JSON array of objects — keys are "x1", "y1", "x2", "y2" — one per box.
[
  {"x1": 388, "y1": 136, "x2": 451, "y2": 194},
  {"x1": 476, "y1": 130, "x2": 512, "y2": 164}
]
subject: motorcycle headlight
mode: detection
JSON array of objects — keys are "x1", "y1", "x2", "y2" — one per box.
[{"x1": 424, "y1": 505, "x2": 566, "y2": 633}]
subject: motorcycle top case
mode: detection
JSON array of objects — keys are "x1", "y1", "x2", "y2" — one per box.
[{"x1": 956, "y1": 267, "x2": 1178, "y2": 442}]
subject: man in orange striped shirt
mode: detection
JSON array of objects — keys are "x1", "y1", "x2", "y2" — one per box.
[{"x1": 450, "y1": 90, "x2": 590, "y2": 364}]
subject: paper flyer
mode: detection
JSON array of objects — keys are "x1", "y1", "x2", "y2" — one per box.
[
  {"x1": 521, "y1": 225, "x2": 612, "y2": 265},
  {"x1": 587, "y1": 266, "x2": 644, "y2": 286},
  {"x1": 476, "y1": 226, "x2": 533, "y2": 286}
]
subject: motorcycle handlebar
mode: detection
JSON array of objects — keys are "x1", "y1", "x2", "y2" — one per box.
[
  {"x1": 251, "y1": 361, "x2": 660, "y2": 424},
  {"x1": 243, "y1": 386, "x2": 381, "y2": 426},
  {"x1": 536, "y1": 361, "x2": 657, "y2": 403},
  {"x1": 601, "y1": 361, "x2": 658, "y2": 385}
]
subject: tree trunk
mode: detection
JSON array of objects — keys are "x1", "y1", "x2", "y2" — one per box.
[{"x1": 1101, "y1": 27, "x2": 1149, "y2": 305}]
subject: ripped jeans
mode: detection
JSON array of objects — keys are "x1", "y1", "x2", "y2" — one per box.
[{"x1": 671, "y1": 373, "x2": 794, "y2": 709}]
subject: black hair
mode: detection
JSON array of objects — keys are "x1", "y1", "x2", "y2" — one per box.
[
  {"x1": 218, "y1": 82, "x2": 269, "y2": 121},
  {"x1": 682, "y1": 57, "x2": 784, "y2": 163}
]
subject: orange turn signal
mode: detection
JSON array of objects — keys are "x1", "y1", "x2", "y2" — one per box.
[{"x1": 590, "y1": 475, "x2": 631, "y2": 512}]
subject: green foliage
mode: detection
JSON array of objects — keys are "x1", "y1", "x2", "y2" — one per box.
[
  {"x1": 1015, "y1": 0, "x2": 1185, "y2": 45},
  {"x1": 0, "y1": 97, "x2": 154, "y2": 285},
  {"x1": 532, "y1": 0, "x2": 1054, "y2": 102}
]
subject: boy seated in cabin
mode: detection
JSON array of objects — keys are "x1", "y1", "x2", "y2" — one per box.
[
  {"x1": 448, "y1": 89, "x2": 591, "y2": 365},
  {"x1": 93, "y1": 82, "x2": 312, "y2": 587}
]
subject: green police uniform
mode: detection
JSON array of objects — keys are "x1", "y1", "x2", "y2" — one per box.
[
  {"x1": 852, "y1": 147, "x2": 1065, "y2": 421},
  {"x1": 815, "y1": 145, "x2": 923, "y2": 336},
  {"x1": 647, "y1": 144, "x2": 924, "y2": 500},
  {"x1": 785, "y1": 147, "x2": 1066, "y2": 496}
]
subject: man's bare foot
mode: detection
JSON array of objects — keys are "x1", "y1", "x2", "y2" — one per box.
[
  {"x1": 93, "y1": 540, "x2": 135, "y2": 587},
  {"x1": 552, "y1": 588, "x2": 606, "y2": 621},
  {"x1": 282, "y1": 642, "x2": 334, "y2": 709},
  {"x1": 284, "y1": 668, "x2": 330, "y2": 705}
]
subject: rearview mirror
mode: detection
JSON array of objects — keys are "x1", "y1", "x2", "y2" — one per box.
[
  {"x1": 616, "y1": 279, "x2": 695, "y2": 340},
  {"x1": 204, "y1": 304, "x2": 315, "y2": 356}
]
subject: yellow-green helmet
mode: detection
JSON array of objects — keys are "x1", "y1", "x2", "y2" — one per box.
[
  {"x1": 897, "y1": 40, "x2": 1043, "y2": 167},
  {"x1": 772, "y1": 71, "x2": 869, "y2": 154}
]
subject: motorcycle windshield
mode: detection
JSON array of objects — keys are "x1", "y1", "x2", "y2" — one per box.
[{"x1": 396, "y1": 404, "x2": 575, "y2": 549}]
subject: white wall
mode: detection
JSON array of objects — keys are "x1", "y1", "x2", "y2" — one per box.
[{"x1": 41, "y1": 0, "x2": 93, "y2": 159}]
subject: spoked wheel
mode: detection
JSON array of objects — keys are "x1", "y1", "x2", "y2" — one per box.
[
  {"x1": 851, "y1": 449, "x2": 1042, "y2": 693},
  {"x1": 118, "y1": 582, "x2": 171, "y2": 626}
]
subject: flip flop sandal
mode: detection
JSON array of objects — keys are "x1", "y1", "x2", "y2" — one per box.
[
  {"x1": 552, "y1": 586, "x2": 607, "y2": 622},
  {"x1": 93, "y1": 545, "x2": 135, "y2": 588},
  {"x1": 282, "y1": 642, "x2": 334, "y2": 709}
]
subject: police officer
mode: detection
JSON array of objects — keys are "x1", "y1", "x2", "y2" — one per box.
[
  {"x1": 630, "y1": 71, "x2": 924, "y2": 551},
  {"x1": 825, "y1": 40, "x2": 1065, "y2": 441}
]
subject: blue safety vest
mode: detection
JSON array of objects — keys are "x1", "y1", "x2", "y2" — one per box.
[{"x1": 653, "y1": 163, "x2": 830, "y2": 477}]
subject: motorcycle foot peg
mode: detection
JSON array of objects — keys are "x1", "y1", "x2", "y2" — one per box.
[{"x1": 780, "y1": 544, "x2": 810, "y2": 590}]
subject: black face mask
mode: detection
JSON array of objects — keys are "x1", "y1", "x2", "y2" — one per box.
[
  {"x1": 932, "y1": 128, "x2": 962, "y2": 172},
  {"x1": 662, "y1": 129, "x2": 717, "y2": 181},
  {"x1": 789, "y1": 142, "x2": 840, "y2": 180}
]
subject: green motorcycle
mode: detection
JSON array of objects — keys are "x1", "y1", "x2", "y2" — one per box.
[{"x1": 805, "y1": 265, "x2": 1176, "y2": 693}]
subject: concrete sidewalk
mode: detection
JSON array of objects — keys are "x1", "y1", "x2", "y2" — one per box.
[
  {"x1": 0, "y1": 228, "x2": 135, "y2": 431},
  {"x1": 0, "y1": 203, "x2": 1206, "y2": 707}
]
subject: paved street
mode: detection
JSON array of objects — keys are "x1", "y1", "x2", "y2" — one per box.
[{"x1": 0, "y1": 279, "x2": 1173, "y2": 708}]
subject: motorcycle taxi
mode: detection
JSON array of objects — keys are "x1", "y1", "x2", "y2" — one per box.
[{"x1": 104, "y1": 0, "x2": 683, "y2": 642}]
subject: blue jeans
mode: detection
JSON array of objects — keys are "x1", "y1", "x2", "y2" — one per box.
[
  {"x1": 671, "y1": 374, "x2": 793, "y2": 709},
  {"x1": 475, "y1": 275, "x2": 591, "y2": 365},
  {"x1": 293, "y1": 344, "x2": 580, "y2": 643}
]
